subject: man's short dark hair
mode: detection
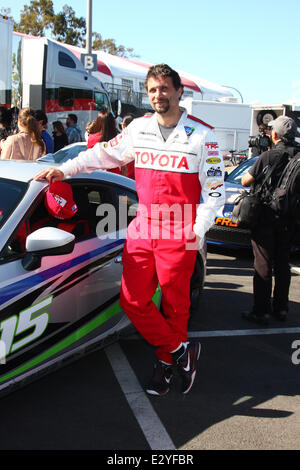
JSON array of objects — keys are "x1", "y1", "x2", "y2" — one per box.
[
  {"x1": 122, "y1": 114, "x2": 135, "y2": 127},
  {"x1": 145, "y1": 64, "x2": 183, "y2": 93},
  {"x1": 34, "y1": 109, "x2": 48, "y2": 125},
  {"x1": 68, "y1": 114, "x2": 77, "y2": 123},
  {"x1": 0, "y1": 106, "x2": 12, "y2": 127}
]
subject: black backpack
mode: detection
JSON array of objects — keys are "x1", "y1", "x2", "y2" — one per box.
[{"x1": 267, "y1": 152, "x2": 300, "y2": 220}]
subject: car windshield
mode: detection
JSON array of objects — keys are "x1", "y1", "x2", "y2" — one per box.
[
  {"x1": 225, "y1": 158, "x2": 257, "y2": 185},
  {"x1": 53, "y1": 144, "x2": 87, "y2": 163},
  {"x1": 0, "y1": 178, "x2": 27, "y2": 229}
]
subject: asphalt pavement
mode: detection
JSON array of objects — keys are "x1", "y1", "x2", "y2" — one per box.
[{"x1": 0, "y1": 246, "x2": 299, "y2": 453}]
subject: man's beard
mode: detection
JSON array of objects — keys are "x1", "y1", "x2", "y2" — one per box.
[{"x1": 153, "y1": 100, "x2": 170, "y2": 114}]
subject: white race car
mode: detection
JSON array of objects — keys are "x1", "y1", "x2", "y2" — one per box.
[{"x1": 0, "y1": 160, "x2": 205, "y2": 396}]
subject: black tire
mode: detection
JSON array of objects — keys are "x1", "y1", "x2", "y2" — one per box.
[{"x1": 189, "y1": 252, "x2": 205, "y2": 314}]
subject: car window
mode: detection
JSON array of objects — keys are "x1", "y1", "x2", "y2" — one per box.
[
  {"x1": 112, "y1": 186, "x2": 138, "y2": 230},
  {"x1": 1, "y1": 181, "x2": 113, "y2": 262},
  {"x1": 0, "y1": 178, "x2": 27, "y2": 230},
  {"x1": 0, "y1": 180, "x2": 137, "y2": 263},
  {"x1": 53, "y1": 144, "x2": 87, "y2": 163},
  {"x1": 226, "y1": 158, "x2": 257, "y2": 185}
]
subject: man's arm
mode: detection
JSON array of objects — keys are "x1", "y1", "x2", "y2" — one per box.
[
  {"x1": 241, "y1": 172, "x2": 255, "y2": 187},
  {"x1": 193, "y1": 129, "x2": 226, "y2": 240},
  {"x1": 34, "y1": 126, "x2": 135, "y2": 182}
]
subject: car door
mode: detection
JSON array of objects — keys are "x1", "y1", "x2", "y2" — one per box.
[{"x1": 0, "y1": 177, "x2": 137, "y2": 372}]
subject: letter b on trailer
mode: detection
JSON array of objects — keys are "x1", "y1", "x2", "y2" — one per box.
[{"x1": 81, "y1": 53, "x2": 97, "y2": 72}]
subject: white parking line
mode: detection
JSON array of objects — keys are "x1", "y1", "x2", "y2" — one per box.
[
  {"x1": 188, "y1": 327, "x2": 300, "y2": 338},
  {"x1": 126, "y1": 327, "x2": 300, "y2": 341},
  {"x1": 105, "y1": 342, "x2": 176, "y2": 451}
]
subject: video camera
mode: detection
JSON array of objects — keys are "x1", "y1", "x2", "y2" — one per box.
[{"x1": 248, "y1": 133, "x2": 271, "y2": 154}]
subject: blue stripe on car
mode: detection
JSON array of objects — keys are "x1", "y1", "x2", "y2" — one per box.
[{"x1": 0, "y1": 239, "x2": 124, "y2": 307}]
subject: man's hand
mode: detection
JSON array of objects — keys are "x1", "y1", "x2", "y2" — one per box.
[{"x1": 33, "y1": 168, "x2": 65, "y2": 182}]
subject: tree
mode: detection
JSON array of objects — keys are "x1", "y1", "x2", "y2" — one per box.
[
  {"x1": 52, "y1": 5, "x2": 86, "y2": 46},
  {"x1": 12, "y1": 1, "x2": 137, "y2": 57},
  {"x1": 14, "y1": 0, "x2": 55, "y2": 36},
  {"x1": 92, "y1": 33, "x2": 136, "y2": 57}
]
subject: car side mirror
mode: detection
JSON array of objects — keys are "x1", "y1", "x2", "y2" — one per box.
[{"x1": 22, "y1": 227, "x2": 75, "y2": 271}]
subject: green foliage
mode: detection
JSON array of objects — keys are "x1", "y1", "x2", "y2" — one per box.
[
  {"x1": 52, "y1": 5, "x2": 86, "y2": 46},
  {"x1": 10, "y1": 0, "x2": 137, "y2": 57},
  {"x1": 14, "y1": 0, "x2": 55, "y2": 36},
  {"x1": 92, "y1": 33, "x2": 136, "y2": 57}
]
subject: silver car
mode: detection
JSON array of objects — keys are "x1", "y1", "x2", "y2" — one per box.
[{"x1": 0, "y1": 160, "x2": 205, "y2": 396}]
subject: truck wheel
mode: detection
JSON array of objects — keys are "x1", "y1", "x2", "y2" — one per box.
[{"x1": 256, "y1": 110, "x2": 277, "y2": 126}]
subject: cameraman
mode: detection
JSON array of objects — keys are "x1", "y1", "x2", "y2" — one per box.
[
  {"x1": 249, "y1": 124, "x2": 271, "y2": 156},
  {"x1": 241, "y1": 116, "x2": 298, "y2": 325}
]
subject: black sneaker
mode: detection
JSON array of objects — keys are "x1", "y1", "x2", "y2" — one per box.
[
  {"x1": 271, "y1": 310, "x2": 287, "y2": 321},
  {"x1": 146, "y1": 361, "x2": 173, "y2": 396},
  {"x1": 174, "y1": 342, "x2": 201, "y2": 394},
  {"x1": 242, "y1": 311, "x2": 269, "y2": 325}
]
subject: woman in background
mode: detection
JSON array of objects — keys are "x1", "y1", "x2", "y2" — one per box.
[
  {"x1": 121, "y1": 114, "x2": 135, "y2": 179},
  {"x1": 1, "y1": 107, "x2": 45, "y2": 160},
  {"x1": 87, "y1": 110, "x2": 121, "y2": 174},
  {"x1": 53, "y1": 120, "x2": 68, "y2": 152}
]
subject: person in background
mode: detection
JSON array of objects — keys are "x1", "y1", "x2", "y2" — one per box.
[
  {"x1": 66, "y1": 114, "x2": 82, "y2": 144},
  {"x1": 34, "y1": 109, "x2": 54, "y2": 154},
  {"x1": 241, "y1": 116, "x2": 298, "y2": 325},
  {"x1": 121, "y1": 114, "x2": 136, "y2": 179},
  {"x1": 249, "y1": 123, "x2": 272, "y2": 157},
  {"x1": 87, "y1": 110, "x2": 121, "y2": 174},
  {"x1": 0, "y1": 107, "x2": 13, "y2": 143},
  {"x1": 52, "y1": 121, "x2": 69, "y2": 152},
  {"x1": 1, "y1": 107, "x2": 46, "y2": 160},
  {"x1": 10, "y1": 107, "x2": 19, "y2": 134},
  {"x1": 85, "y1": 120, "x2": 95, "y2": 142}
]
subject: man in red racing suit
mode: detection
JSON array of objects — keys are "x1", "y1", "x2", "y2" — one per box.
[{"x1": 34, "y1": 64, "x2": 225, "y2": 396}]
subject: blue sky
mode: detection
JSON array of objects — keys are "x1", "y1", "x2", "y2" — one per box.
[{"x1": 7, "y1": 0, "x2": 300, "y2": 104}]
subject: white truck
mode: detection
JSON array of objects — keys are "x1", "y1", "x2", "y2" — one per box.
[
  {"x1": 248, "y1": 102, "x2": 300, "y2": 157},
  {"x1": 250, "y1": 102, "x2": 300, "y2": 138},
  {"x1": 0, "y1": 19, "x2": 112, "y2": 136},
  {"x1": 180, "y1": 97, "x2": 252, "y2": 162},
  {"x1": 16, "y1": 33, "x2": 112, "y2": 135},
  {"x1": 0, "y1": 14, "x2": 13, "y2": 108}
]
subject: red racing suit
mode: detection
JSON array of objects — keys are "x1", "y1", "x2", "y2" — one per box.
[{"x1": 60, "y1": 109, "x2": 225, "y2": 363}]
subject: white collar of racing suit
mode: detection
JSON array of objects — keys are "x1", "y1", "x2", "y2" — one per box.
[{"x1": 143, "y1": 107, "x2": 189, "y2": 144}]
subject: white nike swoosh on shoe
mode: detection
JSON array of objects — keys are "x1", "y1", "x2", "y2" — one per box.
[
  {"x1": 165, "y1": 377, "x2": 171, "y2": 384},
  {"x1": 183, "y1": 351, "x2": 190, "y2": 372}
]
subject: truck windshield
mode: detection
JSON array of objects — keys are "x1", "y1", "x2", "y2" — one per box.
[{"x1": 0, "y1": 178, "x2": 27, "y2": 229}]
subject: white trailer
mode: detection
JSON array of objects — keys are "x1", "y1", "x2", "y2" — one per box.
[
  {"x1": 250, "y1": 102, "x2": 300, "y2": 139},
  {"x1": 248, "y1": 102, "x2": 300, "y2": 157},
  {"x1": 181, "y1": 97, "x2": 251, "y2": 159},
  {"x1": 63, "y1": 43, "x2": 235, "y2": 115},
  {"x1": 0, "y1": 14, "x2": 13, "y2": 107},
  {"x1": 1, "y1": 31, "x2": 111, "y2": 136}
]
